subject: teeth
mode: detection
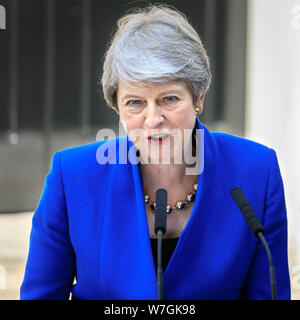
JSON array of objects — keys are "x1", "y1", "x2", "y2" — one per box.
[{"x1": 151, "y1": 135, "x2": 169, "y2": 141}]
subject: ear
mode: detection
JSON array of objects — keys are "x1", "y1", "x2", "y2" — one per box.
[{"x1": 195, "y1": 91, "x2": 206, "y2": 115}]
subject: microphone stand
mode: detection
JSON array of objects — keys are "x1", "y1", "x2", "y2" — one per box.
[
  {"x1": 157, "y1": 230, "x2": 164, "y2": 300},
  {"x1": 154, "y1": 188, "x2": 167, "y2": 300},
  {"x1": 230, "y1": 187, "x2": 277, "y2": 300},
  {"x1": 257, "y1": 232, "x2": 277, "y2": 300}
]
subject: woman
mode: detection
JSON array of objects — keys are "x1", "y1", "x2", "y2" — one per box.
[{"x1": 20, "y1": 5, "x2": 290, "y2": 299}]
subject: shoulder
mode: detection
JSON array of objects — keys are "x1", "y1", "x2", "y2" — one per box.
[
  {"x1": 57, "y1": 136, "x2": 126, "y2": 162},
  {"x1": 209, "y1": 131, "x2": 276, "y2": 180},
  {"x1": 53, "y1": 136, "x2": 128, "y2": 177},
  {"x1": 48, "y1": 136, "x2": 130, "y2": 198},
  {"x1": 211, "y1": 131, "x2": 272, "y2": 163},
  {"x1": 211, "y1": 131, "x2": 269, "y2": 154}
]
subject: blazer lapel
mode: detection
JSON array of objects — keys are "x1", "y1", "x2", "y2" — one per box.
[
  {"x1": 163, "y1": 118, "x2": 220, "y2": 298},
  {"x1": 99, "y1": 135, "x2": 157, "y2": 299}
]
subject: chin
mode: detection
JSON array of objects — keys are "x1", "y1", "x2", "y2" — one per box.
[{"x1": 141, "y1": 151, "x2": 184, "y2": 165}]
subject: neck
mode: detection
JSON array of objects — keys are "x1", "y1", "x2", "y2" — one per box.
[
  {"x1": 139, "y1": 132, "x2": 199, "y2": 201},
  {"x1": 140, "y1": 162, "x2": 198, "y2": 205},
  {"x1": 140, "y1": 163, "x2": 187, "y2": 186}
]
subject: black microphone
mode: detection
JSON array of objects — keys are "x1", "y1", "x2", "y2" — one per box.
[
  {"x1": 230, "y1": 187, "x2": 277, "y2": 300},
  {"x1": 230, "y1": 187, "x2": 264, "y2": 237},
  {"x1": 154, "y1": 189, "x2": 167, "y2": 235},
  {"x1": 154, "y1": 188, "x2": 167, "y2": 300}
]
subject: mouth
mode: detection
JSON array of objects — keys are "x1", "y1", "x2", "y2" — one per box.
[{"x1": 147, "y1": 134, "x2": 171, "y2": 144}]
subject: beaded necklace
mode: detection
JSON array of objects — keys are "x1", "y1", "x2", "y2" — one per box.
[{"x1": 144, "y1": 181, "x2": 197, "y2": 214}]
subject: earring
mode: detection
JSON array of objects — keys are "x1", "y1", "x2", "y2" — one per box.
[{"x1": 194, "y1": 107, "x2": 200, "y2": 115}]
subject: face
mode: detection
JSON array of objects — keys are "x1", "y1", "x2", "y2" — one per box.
[{"x1": 117, "y1": 81, "x2": 205, "y2": 164}]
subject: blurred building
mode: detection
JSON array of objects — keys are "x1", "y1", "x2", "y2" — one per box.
[
  {"x1": 246, "y1": 0, "x2": 300, "y2": 296},
  {"x1": 0, "y1": 0, "x2": 247, "y2": 212}
]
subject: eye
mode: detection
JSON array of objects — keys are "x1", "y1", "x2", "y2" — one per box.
[
  {"x1": 163, "y1": 96, "x2": 179, "y2": 104},
  {"x1": 126, "y1": 100, "x2": 143, "y2": 107}
]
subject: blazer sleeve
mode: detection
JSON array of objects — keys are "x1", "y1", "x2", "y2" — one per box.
[
  {"x1": 240, "y1": 148, "x2": 291, "y2": 300},
  {"x1": 20, "y1": 151, "x2": 76, "y2": 300}
]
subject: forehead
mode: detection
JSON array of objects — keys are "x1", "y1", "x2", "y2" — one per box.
[{"x1": 117, "y1": 80, "x2": 190, "y2": 99}]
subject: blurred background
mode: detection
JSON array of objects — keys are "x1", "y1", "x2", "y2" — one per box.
[{"x1": 0, "y1": 0, "x2": 299, "y2": 299}]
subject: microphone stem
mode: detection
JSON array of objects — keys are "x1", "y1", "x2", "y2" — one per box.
[
  {"x1": 157, "y1": 230, "x2": 163, "y2": 300},
  {"x1": 257, "y1": 232, "x2": 277, "y2": 300}
]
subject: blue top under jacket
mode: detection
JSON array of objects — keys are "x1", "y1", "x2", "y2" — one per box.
[{"x1": 20, "y1": 118, "x2": 290, "y2": 300}]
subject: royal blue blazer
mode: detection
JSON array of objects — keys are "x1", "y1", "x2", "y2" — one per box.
[{"x1": 20, "y1": 118, "x2": 290, "y2": 300}]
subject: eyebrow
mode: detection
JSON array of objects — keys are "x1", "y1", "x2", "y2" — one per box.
[
  {"x1": 121, "y1": 95, "x2": 144, "y2": 103},
  {"x1": 120, "y1": 90, "x2": 185, "y2": 103}
]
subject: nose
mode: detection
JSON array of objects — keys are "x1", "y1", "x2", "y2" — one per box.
[{"x1": 144, "y1": 104, "x2": 165, "y2": 128}]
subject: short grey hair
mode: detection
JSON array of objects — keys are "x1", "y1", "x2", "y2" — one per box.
[{"x1": 101, "y1": 4, "x2": 212, "y2": 112}]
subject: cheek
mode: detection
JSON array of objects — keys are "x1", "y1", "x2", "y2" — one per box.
[
  {"x1": 121, "y1": 113, "x2": 144, "y2": 134},
  {"x1": 170, "y1": 107, "x2": 195, "y2": 128},
  {"x1": 172, "y1": 109, "x2": 195, "y2": 143}
]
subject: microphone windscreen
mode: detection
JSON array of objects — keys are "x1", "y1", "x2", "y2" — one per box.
[
  {"x1": 230, "y1": 187, "x2": 265, "y2": 237},
  {"x1": 154, "y1": 189, "x2": 167, "y2": 234}
]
